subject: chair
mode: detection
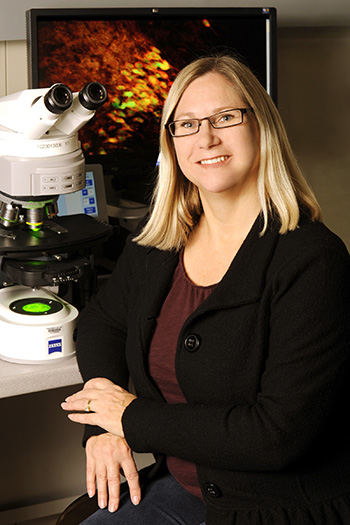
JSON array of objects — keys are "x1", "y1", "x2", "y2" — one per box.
[{"x1": 56, "y1": 493, "x2": 99, "y2": 525}]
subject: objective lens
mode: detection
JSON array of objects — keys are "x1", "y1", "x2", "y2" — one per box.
[
  {"x1": 45, "y1": 201, "x2": 58, "y2": 219},
  {"x1": 25, "y1": 207, "x2": 44, "y2": 231},
  {"x1": 0, "y1": 202, "x2": 19, "y2": 227},
  {"x1": 79, "y1": 82, "x2": 108, "y2": 110},
  {"x1": 44, "y1": 84, "x2": 73, "y2": 115}
]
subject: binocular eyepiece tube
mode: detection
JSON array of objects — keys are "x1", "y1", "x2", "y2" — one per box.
[
  {"x1": 79, "y1": 82, "x2": 108, "y2": 111},
  {"x1": 17, "y1": 82, "x2": 108, "y2": 139},
  {"x1": 53, "y1": 82, "x2": 108, "y2": 136},
  {"x1": 43, "y1": 84, "x2": 73, "y2": 115},
  {"x1": 43, "y1": 81, "x2": 108, "y2": 114}
]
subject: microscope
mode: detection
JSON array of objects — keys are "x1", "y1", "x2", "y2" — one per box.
[{"x1": 0, "y1": 82, "x2": 111, "y2": 364}]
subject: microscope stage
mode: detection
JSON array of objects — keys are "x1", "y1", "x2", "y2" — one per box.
[{"x1": 0, "y1": 213, "x2": 111, "y2": 257}]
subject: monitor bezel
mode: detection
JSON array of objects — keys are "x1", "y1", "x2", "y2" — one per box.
[{"x1": 26, "y1": 7, "x2": 277, "y2": 103}]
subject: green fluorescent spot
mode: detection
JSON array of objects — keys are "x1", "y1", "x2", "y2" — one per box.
[{"x1": 22, "y1": 302, "x2": 51, "y2": 313}]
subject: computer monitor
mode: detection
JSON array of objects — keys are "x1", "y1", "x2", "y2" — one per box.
[{"x1": 26, "y1": 7, "x2": 277, "y2": 205}]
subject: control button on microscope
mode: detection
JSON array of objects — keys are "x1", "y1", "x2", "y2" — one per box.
[
  {"x1": 42, "y1": 185, "x2": 58, "y2": 191},
  {"x1": 184, "y1": 334, "x2": 201, "y2": 352},
  {"x1": 42, "y1": 176, "x2": 58, "y2": 183}
]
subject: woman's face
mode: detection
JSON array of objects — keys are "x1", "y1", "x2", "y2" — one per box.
[{"x1": 172, "y1": 72, "x2": 260, "y2": 201}]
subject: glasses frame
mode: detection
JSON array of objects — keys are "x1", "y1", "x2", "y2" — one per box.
[{"x1": 165, "y1": 108, "x2": 253, "y2": 138}]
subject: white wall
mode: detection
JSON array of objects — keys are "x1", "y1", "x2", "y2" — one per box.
[
  {"x1": 0, "y1": 40, "x2": 27, "y2": 95},
  {"x1": 2, "y1": 0, "x2": 350, "y2": 41}
]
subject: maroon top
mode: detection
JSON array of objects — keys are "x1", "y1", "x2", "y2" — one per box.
[{"x1": 148, "y1": 250, "x2": 216, "y2": 500}]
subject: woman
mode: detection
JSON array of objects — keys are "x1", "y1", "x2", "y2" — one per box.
[{"x1": 62, "y1": 55, "x2": 350, "y2": 524}]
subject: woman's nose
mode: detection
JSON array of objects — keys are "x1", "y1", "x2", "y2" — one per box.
[{"x1": 196, "y1": 120, "x2": 220, "y2": 148}]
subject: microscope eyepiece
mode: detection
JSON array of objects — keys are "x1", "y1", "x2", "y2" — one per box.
[
  {"x1": 79, "y1": 82, "x2": 108, "y2": 110},
  {"x1": 44, "y1": 84, "x2": 73, "y2": 115}
]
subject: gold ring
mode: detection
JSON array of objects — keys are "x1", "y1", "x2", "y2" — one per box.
[{"x1": 85, "y1": 400, "x2": 92, "y2": 413}]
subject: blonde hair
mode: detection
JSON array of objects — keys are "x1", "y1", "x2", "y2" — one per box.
[{"x1": 134, "y1": 55, "x2": 322, "y2": 251}]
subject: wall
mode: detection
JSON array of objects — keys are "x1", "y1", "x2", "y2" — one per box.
[
  {"x1": 0, "y1": 40, "x2": 27, "y2": 95},
  {"x1": 0, "y1": 25, "x2": 349, "y2": 520},
  {"x1": 278, "y1": 27, "x2": 350, "y2": 248},
  {"x1": 2, "y1": 0, "x2": 350, "y2": 41}
]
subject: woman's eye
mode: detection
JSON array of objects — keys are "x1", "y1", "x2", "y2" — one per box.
[
  {"x1": 181, "y1": 120, "x2": 195, "y2": 128},
  {"x1": 219, "y1": 113, "x2": 234, "y2": 123}
]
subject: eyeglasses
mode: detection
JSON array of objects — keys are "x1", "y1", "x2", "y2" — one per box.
[{"x1": 166, "y1": 108, "x2": 253, "y2": 137}]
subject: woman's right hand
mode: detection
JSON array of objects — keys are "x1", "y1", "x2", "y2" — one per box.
[{"x1": 86, "y1": 433, "x2": 141, "y2": 513}]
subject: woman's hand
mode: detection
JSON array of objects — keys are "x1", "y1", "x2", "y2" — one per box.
[
  {"x1": 86, "y1": 433, "x2": 141, "y2": 512},
  {"x1": 61, "y1": 377, "x2": 137, "y2": 437}
]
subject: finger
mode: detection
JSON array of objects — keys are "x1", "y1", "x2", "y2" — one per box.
[
  {"x1": 64, "y1": 389, "x2": 88, "y2": 402},
  {"x1": 121, "y1": 456, "x2": 141, "y2": 506},
  {"x1": 86, "y1": 448, "x2": 97, "y2": 499},
  {"x1": 106, "y1": 462, "x2": 121, "y2": 513},
  {"x1": 61, "y1": 396, "x2": 98, "y2": 414},
  {"x1": 64, "y1": 389, "x2": 98, "y2": 404},
  {"x1": 67, "y1": 412, "x2": 99, "y2": 426},
  {"x1": 95, "y1": 461, "x2": 108, "y2": 509}
]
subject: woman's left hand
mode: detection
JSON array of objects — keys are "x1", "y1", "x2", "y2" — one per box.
[{"x1": 61, "y1": 378, "x2": 137, "y2": 438}]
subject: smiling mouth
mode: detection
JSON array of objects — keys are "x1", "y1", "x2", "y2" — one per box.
[{"x1": 199, "y1": 155, "x2": 230, "y2": 165}]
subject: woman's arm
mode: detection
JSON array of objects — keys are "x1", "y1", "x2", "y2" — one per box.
[
  {"x1": 65, "y1": 237, "x2": 350, "y2": 473},
  {"x1": 121, "y1": 244, "x2": 350, "y2": 471},
  {"x1": 75, "y1": 236, "x2": 138, "y2": 388}
]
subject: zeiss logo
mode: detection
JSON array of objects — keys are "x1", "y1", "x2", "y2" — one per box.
[{"x1": 48, "y1": 339, "x2": 63, "y2": 355}]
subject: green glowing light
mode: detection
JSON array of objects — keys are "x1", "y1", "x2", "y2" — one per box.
[{"x1": 22, "y1": 302, "x2": 51, "y2": 313}]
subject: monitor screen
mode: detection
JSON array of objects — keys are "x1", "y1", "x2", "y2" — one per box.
[
  {"x1": 26, "y1": 7, "x2": 277, "y2": 205},
  {"x1": 57, "y1": 164, "x2": 108, "y2": 223}
]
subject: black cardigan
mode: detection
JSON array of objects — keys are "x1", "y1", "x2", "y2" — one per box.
[{"x1": 76, "y1": 215, "x2": 350, "y2": 524}]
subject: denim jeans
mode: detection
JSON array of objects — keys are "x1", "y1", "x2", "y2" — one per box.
[{"x1": 81, "y1": 470, "x2": 206, "y2": 524}]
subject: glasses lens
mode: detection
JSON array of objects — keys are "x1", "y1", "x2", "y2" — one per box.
[
  {"x1": 171, "y1": 119, "x2": 199, "y2": 136},
  {"x1": 168, "y1": 109, "x2": 247, "y2": 136},
  {"x1": 212, "y1": 109, "x2": 242, "y2": 128}
]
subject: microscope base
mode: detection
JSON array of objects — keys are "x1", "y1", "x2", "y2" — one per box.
[{"x1": 0, "y1": 285, "x2": 78, "y2": 364}]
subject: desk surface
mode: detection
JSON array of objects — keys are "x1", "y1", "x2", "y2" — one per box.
[{"x1": 0, "y1": 356, "x2": 82, "y2": 398}]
